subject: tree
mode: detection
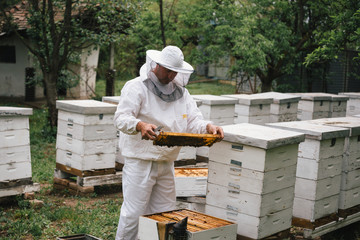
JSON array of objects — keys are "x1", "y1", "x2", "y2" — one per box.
[
  {"x1": 189, "y1": 0, "x2": 360, "y2": 92},
  {"x1": 0, "y1": 0, "x2": 141, "y2": 128}
]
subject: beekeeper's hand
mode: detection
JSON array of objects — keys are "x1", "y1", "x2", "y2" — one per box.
[
  {"x1": 136, "y1": 121, "x2": 158, "y2": 140},
  {"x1": 206, "y1": 123, "x2": 224, "y2": 141}
]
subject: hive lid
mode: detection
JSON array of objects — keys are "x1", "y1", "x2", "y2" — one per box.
[
  {"x1": 252, "y1": 92, "x2": 301, "y2": 104},
  {"x1": 339, "y1": 92, "x2": 360, "y2": 99},
  {"x1": 0, "y1": 106, "x2": 33, "y2": 116},
  {"x1": 306, "y1": 92, "x2": 349, "y2": 101},
  {"x1": 290, "y1": 93, "x2": 332, "y2": 101},
  {"x1": 102, "y1": 96, "x2": 120, "y2": 105},
  {"x1": 56, "y1": 100, "x2": 117, "y2": 114},
  {"x1": 191, "y1": 94, "x2": 238, "y2": 105},
  {"x1": 267, "y1": 121, "x2": 350, "y2": 140},
  {"x1": 309, "y1": 117, "x2": 360, "y2": 136},
  {"x1": 222, "y1": 123, "x2": 305, "y2": 149},
  {"x1": 221, "y1": 94, "x2": 273, "y2": 105},
  {"x1": 153, "y1": 132, "x2": 220, "y2": 147}
]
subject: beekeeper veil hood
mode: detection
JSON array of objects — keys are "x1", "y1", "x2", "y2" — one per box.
[{"x1": 140, "y1": 46, "x2": 194, "y2": 102}]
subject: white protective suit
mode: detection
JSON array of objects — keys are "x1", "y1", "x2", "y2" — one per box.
[{"x1": 114, "y1": 64, "x2": 211, "y2": 240}]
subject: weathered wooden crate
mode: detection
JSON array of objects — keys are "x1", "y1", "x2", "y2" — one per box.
[
  {"x1": 306, "y1": 93, "x2": 348, "y2": 118},
  {"x1": 174, "y1": 168, "x2": 207, "y2": 197},
  {"x1": 208, "y1": 160, "x2": 297, "y2": 195},
  {"x1": 206, "y1": 182, "x2": 295, "y2": 218},
  {"x1": 222, "y1": 94, "x2": 273, "y2": 124},
  {"x1": 0, "y1": 129, "x2": 30, "y2": 148},
  {"x1": 296, "y1": 156, "x2": 342, "y2": 180},
  {"x1": 138, "y1": 209, "x2": 237, "y2": 240},
  {"x1": 0, "y1": 145, "x2": 31, "y2": 164},
  {"x1": 270, "y1": 113, "x2": 298, "y2": 123},
  {"x1": 339, "y1": 92, "x2": 360, "y2": 116},
  {"x1": 205, "y1": 204, "x2": 292, "y2": 240},
  {"x1": 338, "y1": 186, "x2": 360, "y2": 210},
  {"x1": 0, "y1": 161, "x2": 32, "y2": 182}
]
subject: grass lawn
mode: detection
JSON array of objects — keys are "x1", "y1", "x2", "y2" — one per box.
[{"x1": 1, "y1": 80, "x2": 360, "y2": 239}]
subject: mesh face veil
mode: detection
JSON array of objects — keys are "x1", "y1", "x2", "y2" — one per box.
[{"x1": 140, "y1": 47, "x2": 194, "y2": 102}]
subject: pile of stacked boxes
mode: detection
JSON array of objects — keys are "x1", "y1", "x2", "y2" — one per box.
[
  {"x1": 55, "y1": 100, "x2": 117, "y2": 173},
  {"x1": 221, "y1": 94, "x2": 273, "y2": 125},
  {"x1": 339, "y1": 92, "x2": 360, "y2": 116},
  {"x1": 0, "y1": 107, "x2": 39, "y2": 197},
  {"x1": 206, "y1": 123, "x2": 305, "y2": 239},
  {"x1": 309, "y1": 117, "x2": 360, "y2": 217},
  {"x1": 293, "y1": 93, "x2": 332, "y2": 120},
  {"x1": 267, "y1": 121, "x2": 349, "y2": 226}
]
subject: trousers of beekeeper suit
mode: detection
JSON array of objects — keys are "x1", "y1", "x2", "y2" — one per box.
[{"x1": 114, "y1": 46, "x2": 211, "y2": 240}]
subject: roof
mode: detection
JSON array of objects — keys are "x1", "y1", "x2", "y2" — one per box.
[{"x1": 0, "y1": 1, "x2": 30, "y2": 34}]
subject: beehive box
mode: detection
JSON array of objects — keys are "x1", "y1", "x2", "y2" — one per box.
[
  {"x1": 191, "y1": 94, "x2": 237, "y2": 126},
  {"x1": 0, "y1": 107, "x2": 33, "y2": 182},
  {"x1": 310, "y1": 117, "x2": 360, "y2": 171},
  {"x1": 206, "y1": 204, "x2": 292, "y2": 240},
  {"x1": 175, "y1": 168, "x2": 208, "y2": 197},
  {"x1": 267, "y1": 121, "x2": 350, "y2": 221},
  {"x1": 309, "y1": 117, "x2": 360, "y2": 210},
  {"x1": 252, "y1": 92, "x2": 300, "y2": 122},
  {"x1": 339, "y1": 92, "x2": 360, "y2": 116},
  {"x1": 222, "y1": 94, "x2": 273, "y2": 125},
  {"x1": 138, "y1": 209, "x2": 237, "y2": 240},
  {"x1": 292, "y1": 93, "x2": 332, "y2": 120},
  {"x1": 56, "y1": 100, "x2": 117, "y2": 171},
  {"x1": 207, "y1": 123, "x2": 304, "y2": 239}
]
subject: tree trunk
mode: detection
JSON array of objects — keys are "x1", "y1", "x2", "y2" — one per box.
[
  {"x1": 159, "y1": 0, "x2": 166, "y2": 47},
  {"x1": 106, "y1": 43, "x2": 115, "y2": 96},
  {"x1": 260, "y1": 78, "x2": 272, "y2": 92},
  {"x1": 43, "y1": 72, "x2": 58, "y2": 128}
]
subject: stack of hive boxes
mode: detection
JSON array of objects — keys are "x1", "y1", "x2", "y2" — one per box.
[
  {"x1": 0, "y1": 107, "x2": 39, "y2": 197},
  {"x1": 191, "y1": 94, "x2": 237, "y2": 160},
  {"x1": 292, "y1": 93, "x2": 332, "y2": 120},
  {"x1": 310, "y1": 117, "x2": 360, "y2": 217},
  {"x1": 221, "y1": 94, "x2": 273, "y2": 125},
  {"x1": 305, "y1": 93, "x2": 348, "y2": 118},
  {"x1": 268, "y1": 121, "x2": 349, "y2": 227},
  {"x1": 56, "y1": 100, "x2": 117, "y2": 173},
  {"x1": 253, "y1": 92, "x2": 300, "y2": 123},
  {"x1": 206, "y1": 123, "x2": 305, "y2": 239},
  {"x1": 339, "y1": 92, "x2": 360, "y2": 116}
]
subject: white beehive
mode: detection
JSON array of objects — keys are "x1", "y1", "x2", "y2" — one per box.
[
  {"x1": 339, "y1": 92, "x2": 360, "y2": 116},
  {"x1": 221, "y1": 94, "x2": 273, "y2": 125},
  {"x1": 267, "y1": 121, "x2": 350, "y2": 222},
  {"x1": 138, "y1": 209, "x2": 237, "y2": 240},
  {"x1": 175, "y1": 168, "x2": 208, "y2": 197},
  {"x1": 308, "y1": 93, "x2": 349, "y2": 118},
  {"x1": 291, "y1": 93, "x2": 332, "y2": 120},
  {"x1": 191, "y1": 95, "x2": 237, "y2": 160},
  {"x1": 0, "y1": 107, "x2": 33, "y2": 182},
  {"x1": 252, "y1": 92, "x2": 300, "y2": 122},
  {"x1": 206, "y1": 123, "x2": 305, "y2": 239},
  {"x1": 56, "y1": 100, "x2": 117, "y2": 171},
  {"x1": 309, "y1": 117, "x2": 360, "y2": 210}
]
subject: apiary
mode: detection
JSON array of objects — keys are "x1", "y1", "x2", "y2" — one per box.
[
  {"x1": 206, "y1": 123, "x2": 305, "y2": 239},
  {"x1": 339, "y1": 92, "x2": 360, "y2": 116},
  {"x1": 175, "y1": 168, "x2": 208, "y2": 197},
  {"x1": 56, "y1": 100, "x2": 117, "y2": 171},
  {"x1": 251, "y1": 92, "x2": 300, "y2": 123},
  {"x1": 309, "y1": 117, "x2": 360, "y2": 212},
  {"x1": 0, "y1": 107, "x2": 40, "y2": 198},
  {"x1": 292, "y1": 93, "x2": 332, "y2": 120},
  {"x1": 221, "y1": 94, "x2": 273, "y2": 125},
  {"x1": 267, "y1": 121, "x2": 350, "y2": 223},
  {"x1": 0, "y1": 107, "x2": 33, "y2": 182},
  {"x1": 138, "y1": 209, "x2": 237, "y2": 240}
]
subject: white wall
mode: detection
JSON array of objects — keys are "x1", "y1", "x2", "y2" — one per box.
[{"x1": 0, "y1": 36, "x2": 32, "y2": 98}]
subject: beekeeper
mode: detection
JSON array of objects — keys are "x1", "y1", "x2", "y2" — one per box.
[{"x1": 114, "y1": 45, "x2": 224, "y2": 240}]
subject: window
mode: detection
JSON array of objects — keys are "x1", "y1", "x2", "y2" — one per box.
[{"x1": 0, "y1": 45, "x2": 16, "y2": 63}]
